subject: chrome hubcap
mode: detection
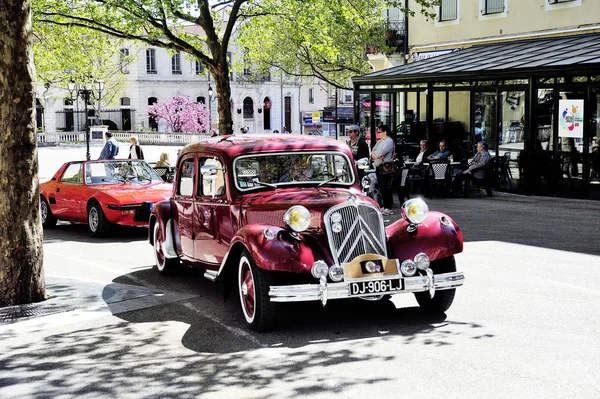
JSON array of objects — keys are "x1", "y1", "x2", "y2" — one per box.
[
  {"x1": 241, "y1": 282, "x2": 248, "y2": 296},
  {"x1": 89, "y1": 208, "x2": 98, "y2": 231},
  {"x1": 40, "y1": 202, "x2": 47, "y2": 222},
  {"x1": 154, "y1": 224, "x2": 165, "y2": 268}
]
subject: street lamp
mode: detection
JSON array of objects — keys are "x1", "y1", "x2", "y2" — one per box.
[
  {"x1": 207, "y1": 83, "x2": 216, "y2": 133},
  {"x1": 66, "y1": 79, "x2": 104, "y2": 160},
  {"x1": 92, "y1": 79, "x2": 105, "y2": 125}
]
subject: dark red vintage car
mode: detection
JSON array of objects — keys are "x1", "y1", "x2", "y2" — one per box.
[
  {"x1": 150, "y1": 135, "x2": 464, "y2": 331},
  {"x1": 40, "y1": 160, "x2": 173, "y2": 237}
]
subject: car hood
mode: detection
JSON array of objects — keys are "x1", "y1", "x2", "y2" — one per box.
[
  {"x1": 95, "y1": 182, "x2": 173, "y2": 204},
  {"x1": 240, "y1": 187, "x2": 376, "y2": 228}
]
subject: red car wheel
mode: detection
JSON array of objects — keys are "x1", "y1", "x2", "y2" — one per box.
[
  {"x1": 237, "y1": 250, "x2": 277, "y2": 332},
  {"x1": 239, "y1": 255, "x2": 256, "y2": 322},
  {"x1": 153, "y1": 222, "x2": 179, "y2": 275}
]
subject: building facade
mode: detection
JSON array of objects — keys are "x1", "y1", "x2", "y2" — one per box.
[
  {"x1": 354, "y1": 0, "x2": 600, "y2": 199},
  {"x1": 38, "y1": 40, "x2": 321, "y2": 136}
]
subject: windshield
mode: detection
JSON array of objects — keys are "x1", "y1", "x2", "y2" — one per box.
[
  {"x1": 85, "y1": 160, "x2": 162, "y2": 184},
  {"x1": 234, "y1": 152, "x2": 354, "y2": 191}
]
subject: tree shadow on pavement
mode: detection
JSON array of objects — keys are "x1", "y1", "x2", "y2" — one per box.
[{"x1": 110, "y1": 269, "x2": 492, "y2": 354}]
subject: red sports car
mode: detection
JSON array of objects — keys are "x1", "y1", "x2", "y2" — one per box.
[{"x1": 40, "y1": 159, "x2": 173, "y2": 237}]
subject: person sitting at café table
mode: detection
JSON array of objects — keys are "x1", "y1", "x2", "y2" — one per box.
[
  {"x1": 414, "y1": 140, "x2": 429, "y2": 165},
  {"x1": 451, "y1": 141, "x2": 491, "y2": 196},
  {"x1": 427, "y1": 140, "x2": 450, "y2": 162}
]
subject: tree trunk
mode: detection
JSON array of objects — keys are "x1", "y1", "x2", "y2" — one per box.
[
  {"x1": 212, "y1": 68, "x2": 234, "y2": 136},
  {"x1": 0, "y1": 0, "x2": 46, "y2": 306}
]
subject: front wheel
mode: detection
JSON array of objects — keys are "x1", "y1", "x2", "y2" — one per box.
[
  {"x1": 40, "y1": 196, "x2": 57, "y2": 228},
  {"x1": 238, "y1": 250, "x2": 277, "y2": 332},
  {"x1": 153, "y1": 222, "x2": 180, "y2": 275},
  {"x1": 87, "y1": 202, "x2": 110, "y2": 237},
  {"x1": 414, "y1": 256, "x2": 457, "y2": 314}
]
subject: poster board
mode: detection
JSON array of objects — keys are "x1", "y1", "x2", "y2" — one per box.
[{"x1": 558, "y1": 99, "x2": 584, "y2": 138}]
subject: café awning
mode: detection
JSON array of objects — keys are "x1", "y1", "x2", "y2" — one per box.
[{"x1": 353, "y1": 33, "x2": 600, "y2": 84}]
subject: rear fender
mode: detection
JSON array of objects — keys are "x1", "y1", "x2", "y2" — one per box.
[
  {"x1": 221, "y1": 224, "x2": 321, "y2": 275},
  {"x1": 386, "y1": 211, "x2": 463, "y2": 262}
]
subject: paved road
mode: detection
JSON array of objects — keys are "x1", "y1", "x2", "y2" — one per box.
[{"x1": 1, "y1": 149, "x2": 599, "y2": 398}]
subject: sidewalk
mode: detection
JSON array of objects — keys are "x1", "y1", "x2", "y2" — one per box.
[{"x1": 0, "y1": 275, "x2": 195, "y2": 336}]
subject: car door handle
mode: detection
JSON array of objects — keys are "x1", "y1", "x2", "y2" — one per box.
[{"x1": 55, "y1": 188, "x2": 60, "y2": 193}]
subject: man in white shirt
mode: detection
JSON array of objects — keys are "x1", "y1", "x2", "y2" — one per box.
[{"x1": 414, "y1": 140, "x2": 428, "y2": 165}]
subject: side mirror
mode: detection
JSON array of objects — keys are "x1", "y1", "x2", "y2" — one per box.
[
  {"x1": 356, "y1": 158, "x2": 370, "y2": 170},
  {"x1": 200, "y1": 164, "x2": 219, "y2": 177}
]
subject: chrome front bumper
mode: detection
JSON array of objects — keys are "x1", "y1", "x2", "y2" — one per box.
[{"x1": 269, "y1": 271, "x2": 465, "y2": 306}]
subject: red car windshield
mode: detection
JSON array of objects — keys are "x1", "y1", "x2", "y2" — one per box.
[
  {"x1": 233, "y1": 152, "x2": 354, "y2": 191},
  {"x1": 85, "y1": 160, "x2": 162, "y2": 184}
]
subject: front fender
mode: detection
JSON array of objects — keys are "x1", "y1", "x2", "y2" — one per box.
[
  {"x1": 386, "y1": 211, "x2": 463, "y2": 262},
  {"x1": 229, "y1": 224, "x2": 323, "y2": 274},
  {"x1": 148, "y1": 200, "x2": 172, "y2": 245}
]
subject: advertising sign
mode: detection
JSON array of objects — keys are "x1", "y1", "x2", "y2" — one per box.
[
  {"x1": 410, "y1": 48, "x2": 460, "y2": 62},
  {"x1": 311, "y1": 111, "x2": 321, "y2": 125},
  {"x1": 558, "y1": 99, "x2": 584, "y2": 138}
]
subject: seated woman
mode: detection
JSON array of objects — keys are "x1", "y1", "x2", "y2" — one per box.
[{"x1": 155, "y1": 153, "x2": 171, "y2": 168}]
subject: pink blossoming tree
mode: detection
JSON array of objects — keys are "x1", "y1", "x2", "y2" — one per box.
[{"x1": 147, "y1": 96, "x2": 209, "y2": 133}]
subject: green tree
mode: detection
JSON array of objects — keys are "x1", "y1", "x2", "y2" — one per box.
[
  {"x1": 0, "y1": 0, "x2": 45, "y2": 306},
  {"x1": 237, "y1": 0, "x2": 439, "y2": 89},
  {"x1": 34, "y1": 0, "x2": 438, "y2": 134},
  {"x1": 33, "y1": 23, "x2": 136, "y2": 122}
]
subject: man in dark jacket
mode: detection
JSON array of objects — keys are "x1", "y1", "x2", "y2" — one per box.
[{"x1": 347, "y1": 125, "x2": 369, "y2": 179}]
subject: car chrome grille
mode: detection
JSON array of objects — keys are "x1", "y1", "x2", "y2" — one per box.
[{"x1": 325, "y1": 202, "x2": 387, "y2": 265}]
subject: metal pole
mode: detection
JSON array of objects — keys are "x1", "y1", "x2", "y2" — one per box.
[
  {"x1": 208, "y1": 73, "x2": 212, "y2": 132},
  {"x1": 74, "y1": 89, "x2": 80, "y2": 133},
  {"x1": 280, "y1": 74, "x2": 283, "y2": 130},
  {"x1": 335, "y1": 88, "x2": 339, "y2": 140},
  {"x1": 84, "y1": 88, "x2": 91, "y2": 160}
]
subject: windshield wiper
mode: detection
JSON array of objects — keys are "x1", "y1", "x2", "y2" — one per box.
[
  {"x1": 134, "y1": 175, "x2": 152, "y2": 183},
  {"x1": 253, "y1": 180, "x2": 277, "y2": 188},
  {"x1": 318, "y1": 173, "x2": 348, "y2": 188}
]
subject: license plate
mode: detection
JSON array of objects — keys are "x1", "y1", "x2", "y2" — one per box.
[{"x1": 350, "y1": 279, "x2": 403, "y2": 296}]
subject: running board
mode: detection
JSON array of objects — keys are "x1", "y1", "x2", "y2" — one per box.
[{"x1": 204, "y1": 270, "x2": 218, "y2": 282}]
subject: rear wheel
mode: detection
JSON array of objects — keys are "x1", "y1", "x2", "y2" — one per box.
[
  {"x1": 153, "y1": 222, "x2": 179, "y2": 275},
  {"x1": 414, "y1": 256, "x2": 457, "y2": 314},
  {"x1": 40, "y1": 196, "x2": 57, "y2": 228},
  {"x1": 238, "y1": 250, "x2": 277, "y2": 332},
  {"x1": 87, "y1": 202, "x2": 110, "y2": 237}
]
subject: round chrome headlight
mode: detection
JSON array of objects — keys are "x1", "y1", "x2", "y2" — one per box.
[
  {"x1": 311, "y1": 261, "x2": 329, "y2": 279},
  {"x1": 402, "y1": 198, "x2": 429, "y2": 225},
  {"x1": 328, "y1": 265, "x2": 344, "y2": 282},
  {"x1": 414, "y1": 253, "x2": 430, "y2": 270},
  {"x1": 283, "y1": 205, "x2": 311, "y2": 232},
  {"x1": 400, "y1": 260, "x2": 417, "y2": 277},
  {"x1": 361, "y1": 175, "x2": 370, "y2": 189}
]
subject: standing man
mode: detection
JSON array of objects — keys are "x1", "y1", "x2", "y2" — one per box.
[
  {"x1": 99, "y1": 132, "x2": 119, "y2": 160},
  {"x1": 281, "y1": 126, "x2": 290, "y2": 134},
  {"x1": 347, "y1": 125, "x2": 369, "y2": 178}
]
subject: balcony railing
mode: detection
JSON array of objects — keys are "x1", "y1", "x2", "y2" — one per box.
[{"x1": 384, "y1": 20, "x2": 406, "y2": 53}]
